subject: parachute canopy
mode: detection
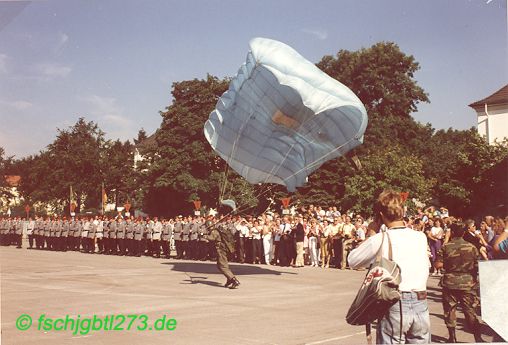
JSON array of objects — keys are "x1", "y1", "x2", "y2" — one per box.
[
  {"x1": 220, "y1": 199, "x2": 237, "y2": 212},
  {"x1": 204, "y1": 37, "x2": 368, "y2": 192}
]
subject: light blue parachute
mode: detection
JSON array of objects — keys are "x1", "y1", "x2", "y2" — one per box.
[
  {"x1": 204, "y1": 37, "x2": 368, "y2": 192},
  {"x1": 220, "y1": 199, "x2": 237, "y2": 212}
]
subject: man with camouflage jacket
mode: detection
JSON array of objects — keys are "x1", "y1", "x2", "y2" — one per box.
[
  {"x1": 435, "y1": 222, "x2": 484, "y2": 343},
  {"x1": 208, "y1": 215, "x2": 240, "y2": 289}
]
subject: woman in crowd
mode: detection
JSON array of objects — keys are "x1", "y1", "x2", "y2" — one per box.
[
  {"x1": 262, "y1": 220, "x2": 273, "y2": 265},
  {"x1": 427, "y1": 218, "x2": 445, "y2": 276},
  {"x1": 307, "y1": 218, "x2": 319, "y2": 267},
  {"x1": 319, "y1": 220, "x2": 332, "y2": 268}
]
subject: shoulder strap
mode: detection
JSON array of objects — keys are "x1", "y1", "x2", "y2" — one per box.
[
  {"x1": 385, "y1": 230, "x2": 394, "y2": 260},
  {"x1": 375, "y1": 231, "x2": 386, "y2": 262}
]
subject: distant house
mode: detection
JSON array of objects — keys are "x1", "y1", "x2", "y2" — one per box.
[
  {"x1": 134, "y1": 132, "x2": 157, "y2": 169},
  {"x1": 469, "y1": 84, "x2": 508, "y2": 145}
]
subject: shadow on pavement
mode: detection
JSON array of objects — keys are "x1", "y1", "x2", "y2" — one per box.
[{"x1": 161, "y1": 261, "x2": 297, "y2": 277}]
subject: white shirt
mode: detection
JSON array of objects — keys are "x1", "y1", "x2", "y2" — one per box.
[
  {"x1": 238, "y1": 225, "x2": 249, "y2": 238},
  {"x1": 430, "y1": 226, "x2": 444, "y2": 240},
  {"x1": 348, "y1": 228, "x2": 429, "y2": 292}
]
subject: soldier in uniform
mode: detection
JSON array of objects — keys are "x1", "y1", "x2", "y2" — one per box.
[
  {"x1": 198, "y1": 219, "x2": 209, "y2": 261},
  {"x1": 15, "y1": 217, "x2": 23, "y2": 248},
  {"x1": 43, "y1": 217, "x2": 51, "y2": 249},
  {"x1": 53, "y1": 217, "x2": 62, "y2": 250},
  {"x1": 161, "y1": 219, "x2": 172, "y2": 259},
  {"x1": 181, "y1": 217, "x2": 191, "y2": 259},
  {"x1": 435, "y1": 222, "x2": 484, "y2": 343},
  {"x1": 208, "y1": 216, "x2": 240, "y2": 289},
  {"x1": 133, "y1": 218, "x2": 144, "y2": 257},
  {"x1": 0, "y1": 217, "x2": 6, "y2": 245},
  {"x1": 27, "y1": 217, "x2": 35, "y2": 249},
  {"x1": 152, "y1": 217, "x2": 163, "y2": 258},
  {"x1": 72, "y1": 217, "x2": 82, "y2": 251},
  {"x1": 61, "y1": 217, "x2": 69, "y2": 251},
  {"x1": 96, "y1": 216, "x2": 104, "y2": 253},
  {"x1": 81, "y1": 217, "x2": 90, "y2": 252},
  {"x1": 189, "y1": 217, "x2": 200, "y2": 260},
  {"x1": 173, "y1": 216, "x2": 183, "y2": 259},
  {"x1": 116, "y1": 217, "x2": 126, "y2": 255},
  {"x1": 144, "y1": 218, "x2": 153, "y2": 256},
  {"x1": 87, "y1": 217, "x2": 97, "y2": 253},
  {"x1": 108, "y1": 217, "x2": 118, "y2": 255},
  {"x1": 102, "y1": 217, "x2": 110, "y2": 254},
  {"x1": 126, "y1": 218, "x2": 135, "y2": 255}
]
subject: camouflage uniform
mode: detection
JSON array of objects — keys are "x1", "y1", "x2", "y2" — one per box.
[
  {"x1": 436, "y1": 237, "x2": 482, "y2": 332},
  {"x1": 208, "y1": 222, "x2": 238, "y2": 288}
]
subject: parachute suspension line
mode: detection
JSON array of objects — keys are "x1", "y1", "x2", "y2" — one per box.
[
  {"x1": 217, "y1": 66, "x2": 263, "y2": 204},
  {"x1": 250, "y1": 135, "x2": 360, "y2": 210},
  {"x1": 218, "y1": 164, "x2": 230, "y2": 204}
]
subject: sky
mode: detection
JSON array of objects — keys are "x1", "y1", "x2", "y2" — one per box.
[{"x1": 0, "y1": 0, "x2": 507, "y2": 158}]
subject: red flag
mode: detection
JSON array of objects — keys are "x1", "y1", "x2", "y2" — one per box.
[
  {"x1": 400, "y1": 192, "x2": 409, "y2": 203},
  {"x1": 281, "y1": 197, "x2": 291, "y2": 209}
]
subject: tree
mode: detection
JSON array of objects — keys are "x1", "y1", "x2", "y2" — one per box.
[
  {"x1": 102, "y1": 139, "x2": 136, "y2": 209},
  {"x1": 423, "y1": 128, "x2": 508, "y2": 216},
  {"x1": 134, "y1": 128, "x2": 148, "y2": 145},
  {"x1": 292, "y1": 42, "x2": 432, "y2": 214},
  {"x1": 144, "y1": 75, "x2": 259, "y2": 216},
  {"x1": 341, "y1": 146, "x2": 434, "y2": 215},
  {"x1": 316, "y1": 42, "x2": 429, "y2": 118}
]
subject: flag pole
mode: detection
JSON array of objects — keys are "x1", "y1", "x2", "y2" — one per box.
[
  {"x1": 101, "y1": 182, "x2": 105, "y2": 215},
  {"x1": 70, "y1": 185, "x2": 73, "y2": 216}
]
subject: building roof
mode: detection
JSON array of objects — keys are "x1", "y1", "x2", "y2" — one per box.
[
  {"x1": 469, "y1": 84, "x2": 508, "y2": 109},
  {"x1": 4, "y1": 175, "x2": 21, "y2": 187},
  {"x1": 135, "y1": 132, "x2": 157, "y2": 152}
]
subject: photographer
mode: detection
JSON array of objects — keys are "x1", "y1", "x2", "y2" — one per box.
[{"x1": 348, "y1": 190, "x2": 430, "y2": 344}]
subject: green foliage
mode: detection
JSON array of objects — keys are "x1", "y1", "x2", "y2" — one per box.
[
  {"x1": 317, "y1": 42, "x2": 429, "y2": 118},
  {"x1": 422, "y1": 128, "x2": 508, "y2": 215},
  {"x1": 12, "y1": 118, "x2": 139, "y2": 215},
  {"x1": 143, "y1": 75, "x2": 258, "y2": 216},
  {"x1": 0, "y1": 147, "x2": 15, "y2": 200}
]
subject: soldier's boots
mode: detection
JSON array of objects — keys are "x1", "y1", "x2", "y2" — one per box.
[
  {"x1": 447, "y1": 327, "x2": 457, "y2": 343},
  {"x1": 228, "y1": 277, "x2": 240, "y2": 289}
]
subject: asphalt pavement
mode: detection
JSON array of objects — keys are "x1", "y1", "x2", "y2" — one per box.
[{"x1": 0, "y1": 244, "x2": 501, "y2": 345}]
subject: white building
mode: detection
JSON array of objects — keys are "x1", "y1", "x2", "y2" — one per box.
[{"x1": 469, "y1": 84, "x2": 508, "y2": 145}]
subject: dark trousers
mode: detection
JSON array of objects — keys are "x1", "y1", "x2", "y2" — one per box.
[
  {"x1": 117, "y1": 238, "x2": 126, "y2": 255},
  {"x1": 152, "y1": 240, "x2": 161, "y2": 257},
  {"x1": 208, "y1": 241, "x2": 217, "y2": 260},
  {"x1": 252, "y1": 239, "x2": 262, "y2": 263},
  {"x1": 198, "y1": 241, "x2": 208, "y2": 260},
  {"x1": 15, "y1": 234, "x2": 22, "y2": 248},
  {"x1": 190, "y1": 240, "x2": 199, "y2": 259},
  {"x1": 272, "y1": 241, "x2": 280, "y2": 264},
  {"x1": 161, "y1": 240, "x2": 170, "y2": 258},
  {"x1": 217, "y1": 247, "x2": 234, "y2": 281},
  {"x1": 181, "y1": 241, "x2": 189, "y2": 259},
  {"x1": 60, "y1": 237, "x2": 68, "y2": 251},
  {"x1": 28, "y1": 234, "x2": 35, "y2": 248},
  {"x1": 175, "y1": 240, "x2": 183, "y2": 258},
  {"x1": 237, "y1": 237, "x2": 245, "y2": 263},
  {"x1": 332, "y1": 238, "x2": 343, "y2": 267}
]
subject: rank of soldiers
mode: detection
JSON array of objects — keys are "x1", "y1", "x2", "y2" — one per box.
[{"x1": 0, "y1": 215, "x2": 226, "y2": 260}]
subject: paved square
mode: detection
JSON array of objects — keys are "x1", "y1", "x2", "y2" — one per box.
[{"x1": 0, "y1": 245, "x2": 495, "y2": 344}]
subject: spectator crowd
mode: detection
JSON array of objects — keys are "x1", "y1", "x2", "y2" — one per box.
[{"x1": 1, "y1": 204, "x2": 507, "y2": 265}]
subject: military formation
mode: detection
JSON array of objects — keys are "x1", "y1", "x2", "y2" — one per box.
[{"x1": 0, "y1": 215, "x2": 234, "y2": 261}]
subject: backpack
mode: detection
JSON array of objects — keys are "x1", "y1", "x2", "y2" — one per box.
[{"x1": 346, "y1": 230, "x2": 401, "y2": 325}]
